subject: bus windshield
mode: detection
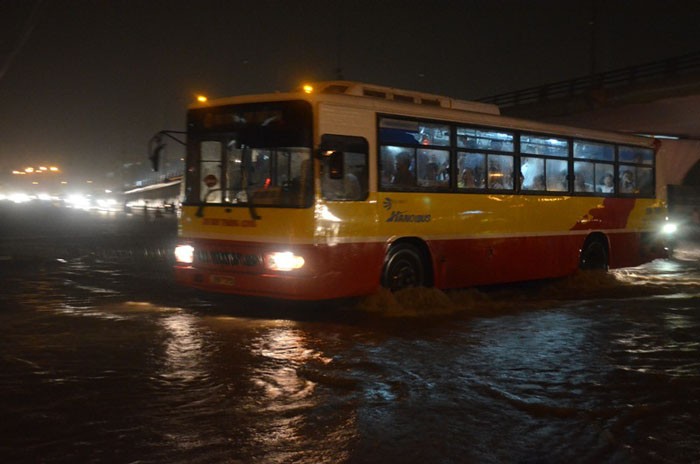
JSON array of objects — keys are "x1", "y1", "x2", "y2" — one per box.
[{"x1": 186, "y1": 100, "x2": 313, "y2": 208}]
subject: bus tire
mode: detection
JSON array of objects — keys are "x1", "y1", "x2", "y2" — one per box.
[
  {"x1": 579, "y1": 238, "x2": 609, "y2": 271},
  {"x1": 381, "y1": 244, "x2": 427, "y2": 291}
]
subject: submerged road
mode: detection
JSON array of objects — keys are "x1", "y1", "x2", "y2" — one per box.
[{"x1": 1, "y1": 204, "x2": 699, "y2": 463}]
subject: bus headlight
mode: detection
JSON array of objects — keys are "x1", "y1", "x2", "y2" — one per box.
[
  {"x1": 174, "y1": 244, "x2": 195, "y2": 264},
  {"x1": 662, "y1": 222, "x2": 678, "y2": 235},
  {"x1": 265, "y1": 251, "x2": 305, "y2": 271}
]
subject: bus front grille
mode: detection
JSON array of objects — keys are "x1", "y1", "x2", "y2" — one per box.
[{"x1": 195, "y1": 250, "x2": 264, "y2": 268}]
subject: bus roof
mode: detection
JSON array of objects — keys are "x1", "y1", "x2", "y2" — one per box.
[
  {"x1": 189, "y1": 81, "x2": 499, "y2": 116},
  {"x1": 307, "y1": 81, "x2": 501, "y2": 115},
  {"x1": 189, "y1": 81, "x2": 656, "y2": 148}
]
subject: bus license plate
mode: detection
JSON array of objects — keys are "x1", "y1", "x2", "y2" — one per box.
[{"x1": 211, "y1": 275, "x2": 236, "y2": 286}]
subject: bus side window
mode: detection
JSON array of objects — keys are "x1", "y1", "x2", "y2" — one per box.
[
  {"x1": 573, "y1": 161, "x2": 594, "y2": 193},
  {"x1": 380, "y1": 146, "x2": 417, "y2": 190},
  {"x1": 321, "y1": 153, "x2": 364, "y2": 200},
  {"x1": 417, "y1": 149, "x2": 449, "y2": 189},
  {"x1": 636, "y1": 167, "x2": 653, "y2": 196},
  {"x1": 546, "y1": 159, "x2": 568, "y2": 192},
  {"x1": 488, "y1": 154, "x2": 514, "y2": 190},
  {"x1": 521, "y1": 157, "x2": 545, "y2": 191},
  {"x1": 595, "y1": 164, "x2": 615, "y2": 193},
  {"x1": 619, "y1": 168, "x2": 636, "y2": 193},
  {"x1": 319, "y1": 134, "x2": 369, "y2": 201},
  {"x1": 457, "y1": 152, "x2": 486, "y2": 189}
]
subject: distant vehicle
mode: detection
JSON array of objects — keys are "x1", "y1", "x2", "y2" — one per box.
[{"x1": 158, "y1": 81, "x2": 672, "y2": 300}]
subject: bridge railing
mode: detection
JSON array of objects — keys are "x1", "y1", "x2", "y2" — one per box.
[{"x1": 477, "y1": 51, "x2": 700, "y2": 108}]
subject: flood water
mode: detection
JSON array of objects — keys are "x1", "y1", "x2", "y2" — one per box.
[{"x1": 1, "y1": 204, "x2": 699, "y2": 463}]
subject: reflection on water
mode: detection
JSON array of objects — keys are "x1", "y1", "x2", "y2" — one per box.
[
  {"x1": 242, "y1": 323, "x2": 356, "y2": 463},
  {"x1": 160, "y1": 312, "x2": 207, "y2": 384},
  {"x1": 0, "y1": 240, "x2": 699, "y2": 462},
  {"x1": 613, "y1": 257, "x2": 700, "y2": 290},
  {"x1": 252, "y1": 326, "x2": 318, "y2": 404}
]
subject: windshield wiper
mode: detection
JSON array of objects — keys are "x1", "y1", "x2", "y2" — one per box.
[
  {"x1": 195, "y1": 188, "x2": 236, "y2": 217},
  {"x1": 194, "y1": 187, "x2": 262, "y2": 219}
]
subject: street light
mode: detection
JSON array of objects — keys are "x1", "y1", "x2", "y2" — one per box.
[{"x1": 12, "y1": 165, "x2": 61, "y2": 174}]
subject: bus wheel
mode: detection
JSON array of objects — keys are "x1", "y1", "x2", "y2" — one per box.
[
  {"x1": 579, "y1": 238, "x2": 608, "y2": 271},
  {"x1": 382, "y1": 244, "x2": 426, "y2": 291}
]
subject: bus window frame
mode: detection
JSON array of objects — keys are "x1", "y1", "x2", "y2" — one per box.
[
  {"x1": 518, "y1": 132, "x2": 571, "y2": 194},
  {"x1": 617, "y1": 145, "x2": 655, "y2": 197},
  {"x1": 374, "y1": 115, "x2": 657, "y2": 199},
  {"x1": 318, "y1": 134, "x2": 370, "y2": 201}
]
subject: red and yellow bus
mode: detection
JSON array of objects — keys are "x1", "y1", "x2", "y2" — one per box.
[{"x1": 170, "y1": 81, "x2": 670, "y2": 300}]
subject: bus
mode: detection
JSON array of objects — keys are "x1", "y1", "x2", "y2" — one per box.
[{"x1": 166, "y1": 81, "x2": 671, "y2": 300}]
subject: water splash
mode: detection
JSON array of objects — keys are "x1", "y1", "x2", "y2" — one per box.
[
  {"x1": 355, "y1": 256, "x2": 700, "y2": 318},
  {"x1": 356, "y1": 287, "x2": 459, "y2": 317}
]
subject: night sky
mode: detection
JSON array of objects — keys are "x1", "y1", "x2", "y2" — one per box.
[{"x1": 1, "y1": 0, "x2": 699, "y2": 187}]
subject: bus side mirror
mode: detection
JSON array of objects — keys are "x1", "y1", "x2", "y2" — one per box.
[{"x1": 320, "y1": 150, "x2": 344, "y2": 179}]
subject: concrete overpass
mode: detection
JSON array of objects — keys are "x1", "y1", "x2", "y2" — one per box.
[{"x1": 478, "y1": 51, "x2": 700, "y2": 218}]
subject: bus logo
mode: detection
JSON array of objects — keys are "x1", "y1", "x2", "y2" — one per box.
[
  {"x1": 386, "y1": 211, "x2": 432, "y2": 223},
  {"x1": 383, "y1": 197, "x2": 431, "y2": 222}
]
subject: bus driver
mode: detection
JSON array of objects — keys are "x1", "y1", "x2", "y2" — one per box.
[{"x1": 321, "y1": 164, "x2": 361, "y2": 200}]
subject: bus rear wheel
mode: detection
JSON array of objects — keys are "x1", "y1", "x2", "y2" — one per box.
[
  {"x1": 381, "y1": 244, "x2": 427, "y2": 291},
  {"x1": 579, "y1": 238, "x2": 609, "y2": 271}
]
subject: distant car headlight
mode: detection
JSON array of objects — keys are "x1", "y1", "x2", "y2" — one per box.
[
  {"x1": 662, "y1": 223, "x2": 678, "y2": 234},
  {"x1": 265, "y1": 251, "x2": 305, "y2": 271},
  {"x1": 174, "y1": 244, "x2": 195, "y2": 264}
]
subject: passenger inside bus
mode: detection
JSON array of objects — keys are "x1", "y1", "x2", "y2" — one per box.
[
  {"x1": 488, "y1": 164, "x2": 504, "y2": 189},
  {"x1": 574, "y1": 172, "x2": 592, "y2": 192},
  {"x1": 392, "y1": 152, "x2": 415, "y2": 187},
  {"x1": 636, "y1": 168, "x2": 652, "y2": 195},
  {"x1": 422, "y1": 162, "x2": 437, "y2": 185},
  {"x1": 529, "y1": 174, "x2": 545, "y2": 190},
  {"x1": 460, "y1": 168, "x2": 482, "y2": 188},
  {"x1": 321, "y1": 163, "x2": 361, "y2": 200},
  {"x1": 487, "y1": 156, "x2": 514, "y2": 190},
  {"x1": 547, "y1": 169, "x2": 569, "y2": 192},
  {"x1": 620, "y1": 170, "x2": 636, "y2": 193},
  {"x1": 419, "y1": 162, "x2": 448, "y2": 188},
  {"x1": 599, "y1": 173, "x2": 614, "y2": 193}
]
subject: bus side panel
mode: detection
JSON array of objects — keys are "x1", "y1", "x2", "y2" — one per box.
[
  {"x1": 314, "y1": 242, "x2": 387, "y2": 297},
  {"x1": 607, "y1": 231, "x2": 644, "y2": 269},
  {"x1": 430, "y1": 234, "x2": 582, "y2": 289},
  {"x1": 430, "y1": 229, "x2": 661, "y2": 289}
]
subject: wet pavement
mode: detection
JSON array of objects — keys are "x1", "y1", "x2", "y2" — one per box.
[{"x1": 1, "y1": 204, "x2": 699, "y2": 463}]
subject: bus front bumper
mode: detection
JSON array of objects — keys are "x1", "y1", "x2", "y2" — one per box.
[{"x1": 174, "y1": 265, "x2": 345, "y2": 300}]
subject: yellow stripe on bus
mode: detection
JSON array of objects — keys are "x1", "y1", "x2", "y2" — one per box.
[{"x1": 180, "y1": 193, "x2": 665, "y2": 245}]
